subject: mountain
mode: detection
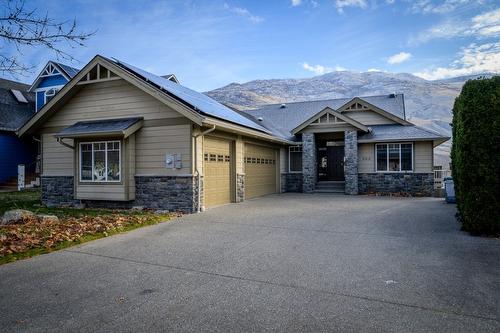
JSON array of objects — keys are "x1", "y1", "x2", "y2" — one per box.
[{"x1": 206, "y1": 71, "x2": 496, "y2": 167}]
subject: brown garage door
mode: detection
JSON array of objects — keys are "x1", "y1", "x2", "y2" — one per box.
[
  {"x1": 244, "y1": 143, "x2": 278, "y2": 199},
  {"x1": 204, "y1": 136, "x2": 232, "y2": 208}
]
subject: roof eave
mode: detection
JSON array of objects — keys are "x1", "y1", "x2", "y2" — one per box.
[
  {"x1": 203, "y1": 117, "x2": 294, "y2": 145},
  {"x1": 358, "y1": 136, "x2": 450, "y2": 145}
]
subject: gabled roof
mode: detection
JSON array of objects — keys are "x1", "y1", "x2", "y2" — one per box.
[
  {"x1": 161, "y1": 74, "x2": 179, "y2": 83},
  {"x1": 19, "y1": 55, "x2": 288, "y2": 143},
  {"x1": 110, "y1": 58, "x2": 271, "y2": 134},
  {"x1": 336, "y1": 96, "x2": 410, "y2": 125},
  {"x1": 29, "y1": 61, "x2": 80, "y2": 92},
  {"x1": 291, "y1": 107, "x2": 369, "y2": 134},
  {"x1": 0, "y1": 78, "x2": 35, "y2": 132},
  {"x1": 241, "y1": 94, "x2": 410, "y2": 140}
]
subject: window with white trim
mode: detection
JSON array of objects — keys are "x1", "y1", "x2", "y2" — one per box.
[
  {"x1": 44, "y1": 88, "x2": 59, "y2": 104},
  {"x1": 289, "y1": 145, "x2": 302, "y2": 172},
  {"x1": 376, "y1": 143, "x2": 413, "y2": 172},
  {"x1": 80, "y1": 141, "x2": 121, "y2": 182}
]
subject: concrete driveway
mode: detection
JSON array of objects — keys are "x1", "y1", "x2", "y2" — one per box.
[{"x1": 0, "y1": 194, "x2": 499, "y2": 332}]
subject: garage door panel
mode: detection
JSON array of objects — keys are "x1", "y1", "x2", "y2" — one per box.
[
  {"x1": 204, "y1": 137, "x2": 232, "y2": 208},
  {"x1": 245, "y1": 144, "x2": 277, "y2": 199}
]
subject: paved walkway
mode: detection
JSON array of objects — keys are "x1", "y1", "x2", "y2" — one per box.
[{"x1": 0, "y1": 194, "x2": 498, "y2": 332}]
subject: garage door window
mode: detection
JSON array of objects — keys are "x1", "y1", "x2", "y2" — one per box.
[{"x1": 289, "y1": 146, "x2": 302, "y2": 172}]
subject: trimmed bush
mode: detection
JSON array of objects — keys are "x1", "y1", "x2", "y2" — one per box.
[{"x1": 451, "y1": 76, "x2": 500, "y2": 236}]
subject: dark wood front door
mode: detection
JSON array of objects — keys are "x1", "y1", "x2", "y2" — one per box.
[
  {"x1": 328, "y1": 146, "x2": 344, "y2": 180},
  {"x1": 318, "y1": 145, "x2": 344, "y2": 181}
]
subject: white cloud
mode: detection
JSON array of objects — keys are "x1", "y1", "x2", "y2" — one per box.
[
  {"x1": 291, "y1": 0, "x2": 302, "y2": 6},
  {"x1": 411, "y1": 8, "x2": 500, "y2": 44},
  {"x1": 414, "y1": 42, "x2": 500, "y2": 80},
  {"x1": 302, "y1": 62, "x2": 346, "y2": 75},
  {"x1": 367, "y1": 68, "x2": 383, "y2": 72},
  {"x1": 387, "y1": 52, "x2": 412, "y2": 64},
  {"x1": 335, "y1": 0, "x2": 367, "y2": 13},
  {"x1": 410, "y1": 0, "x2": 474, "y2": 14},
  {"x1": 223, "y1": 3, "x2": 263, "y2": 23}
]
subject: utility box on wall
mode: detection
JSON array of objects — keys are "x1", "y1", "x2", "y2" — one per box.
[{"x1": 165, "y1": 153, "x2": 182, "y2": 169}]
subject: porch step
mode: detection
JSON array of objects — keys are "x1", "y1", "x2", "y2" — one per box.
[{"x1": 314, "y1": 181, "x2": 345, "y2": 193}]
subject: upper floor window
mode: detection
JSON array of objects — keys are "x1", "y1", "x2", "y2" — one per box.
[
  {"x1": 376, "y1": 143, "x2": 413, "y2": 172},
  {"x1": 80, "y1": 141, "x2": 121, "y2": 182},
  {"x1": 44, "y1": 88, "x2": 59, "y2": 104}
]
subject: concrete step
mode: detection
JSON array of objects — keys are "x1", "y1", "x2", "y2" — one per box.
[
  {"x1": 313, "y1": 189, "x2": 345, "y2": 194},
  {"x1": 316, "y1": 183, "x2": 344, "y2": 188}
]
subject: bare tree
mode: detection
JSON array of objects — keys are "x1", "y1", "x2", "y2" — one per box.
[{"x1": 0, "y1": 0, "x2": 95, "y2": 75}]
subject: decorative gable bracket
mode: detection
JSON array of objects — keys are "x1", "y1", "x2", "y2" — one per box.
[{"x1": 292, "y1": 107, "x2": 369, "y2": 134}]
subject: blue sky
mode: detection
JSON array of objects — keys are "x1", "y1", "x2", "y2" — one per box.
[{"x1": 4, "y1": 0, "x2": 500, "y2": 91}]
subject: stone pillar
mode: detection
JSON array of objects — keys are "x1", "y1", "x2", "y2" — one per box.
[
  {"x1": 302, "y1": 133, "x2": 316, "y2": 193},
  {"x1": 236, "y1": 173, "x2": 245, "y2": 203},
  {"x1": 344, "y1": 130, "x2": 358, "y2": 195}
]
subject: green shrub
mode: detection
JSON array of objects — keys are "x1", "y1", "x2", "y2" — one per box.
[{"x1": 451, "y1": 76, "x2": 500, "y2": 236}]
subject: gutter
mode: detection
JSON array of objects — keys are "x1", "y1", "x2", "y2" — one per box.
[{"x1": 193, "y1": 125, "x2": 216, "y2": 212}]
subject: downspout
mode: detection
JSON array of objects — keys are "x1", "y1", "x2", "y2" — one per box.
[
  {"x1": 56, "y1": 137, "x2": 75, "y2": 150},
  {"x1": 193, "y1": 125, "x2": 216, "y2": 212}
]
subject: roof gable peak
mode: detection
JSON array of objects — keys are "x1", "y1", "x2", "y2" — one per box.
[{"x1": 292, "y1": 107, "x2": 369, "y2": 134}]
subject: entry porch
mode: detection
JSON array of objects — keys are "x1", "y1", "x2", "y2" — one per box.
[{"x1": 302, "y1": 130, "x2": 359, "y2": 195}]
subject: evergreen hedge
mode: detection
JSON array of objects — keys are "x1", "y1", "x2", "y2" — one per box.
[{"x1": 451, "y1": 76, "x2": 500, "y2": 236}]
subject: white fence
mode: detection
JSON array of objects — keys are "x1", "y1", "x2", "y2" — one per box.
[{"x1": 434, "y1": 169, "x2": 452, "y2": 189}]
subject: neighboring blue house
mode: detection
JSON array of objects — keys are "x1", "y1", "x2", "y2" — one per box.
[
  {"x1": 29, "y1": 61, "x2": 80, "y2": 112},
  {"x1": 0, "y1": 61, "x2": 80, "y2": 188},
  {"x1": 0, "y1": 78, "x2": 38, "y2": 187}
]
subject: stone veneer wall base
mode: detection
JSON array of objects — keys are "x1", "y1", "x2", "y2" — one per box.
[
  {"x1": 41, "y1": 176, "x2": 78, "y2": 207},
  {"x1": 358, "y1": 173, "x2": 434, "y2": 196},
  {"x1": 135, "y1": 176, "x2": 199, "y2": 213},
  {"x1": 281, "y1": 173, "x2": 303, "y2": 192},
  {"x1": 41, "y1": 175, "x2": 203, "y2": 213}
]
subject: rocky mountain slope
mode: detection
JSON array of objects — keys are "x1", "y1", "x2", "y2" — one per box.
[{"x1": 207, "y1": 72, "x2": 495, "y2": 167}]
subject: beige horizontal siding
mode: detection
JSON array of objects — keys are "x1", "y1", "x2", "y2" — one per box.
[
  {"x1": 344, "y1": 110, "x2": 396, "y2": 125},
  {"x1": 135, "y1": 124, "x2": 191, "y2": 175},
  {"x1": 127, "y1": 134, "x2": 136, "y2": 200},
  {"x1": 414, "y1": 141, "x2": 433, "y2": 172},
  {"x1": 42, "y1": 134, "x2": 74, "y2": 176},
  {"x1": 235, "y1": 137, "x2": 244, "y2": 174},
  {"x1": 280, "y1": 147, "x2": 288, "y2": 173},
  {"x1": 76, "y1": 184, "x2": 128, "y2": 201},
  {"x1": 358, "y1": 143, "x2": 374, "y2": 173},
  {"x1": 43, "y1": 79, "x2": 182, "y2": 128}
]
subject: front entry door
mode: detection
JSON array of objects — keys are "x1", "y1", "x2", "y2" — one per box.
[
  {"x1": 327, "y1": 146, "x2": 344, "y2": 181},
  {"x1": 318, "y1": 145, "x2": 344, "y2": 181}
]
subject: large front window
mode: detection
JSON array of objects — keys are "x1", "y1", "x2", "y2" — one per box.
[
  {"x1": 289, "y1": 145, "x2": 302, "y2": 172},
  {"x1": 376, "y1": 143, "x2": 413, "y2": 172},
  {"x1": 80, "y1": 141, "x2": 121, "y2": 182}
]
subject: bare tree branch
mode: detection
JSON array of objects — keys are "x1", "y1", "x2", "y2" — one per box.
[{"x1": 0, "y1": 0, "x2": 95, "y2": 75}]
